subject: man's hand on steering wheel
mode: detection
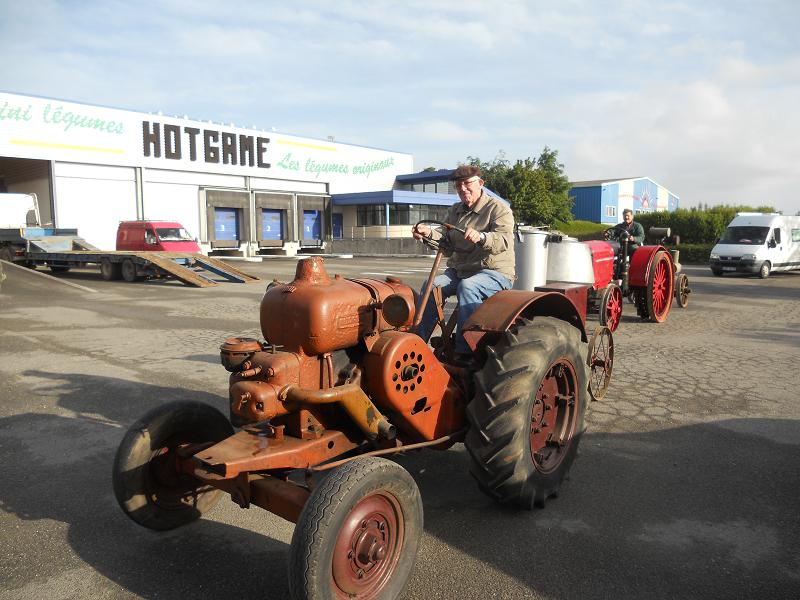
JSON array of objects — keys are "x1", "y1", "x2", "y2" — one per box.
[
  {"x1": 462, "y1": 227, "x2": 482, "y2": 245},
  {"x1": 413, "y1": 220, "x2": 467, "y2": 251},
  {"x1": 412, "y1": 223, "x2": 431, "y2": 240}
]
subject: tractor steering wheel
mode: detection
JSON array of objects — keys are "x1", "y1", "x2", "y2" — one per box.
[
  {"x1": 413, "y1": 220, "x2": 466, "y2": 251},
  {"x1": 603, "y1": 227, "x2": 615, "y2": 241}
]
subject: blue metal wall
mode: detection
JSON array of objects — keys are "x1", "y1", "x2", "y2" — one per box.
[
  {"x1": 600, "y1": 184, "x2": 619, "y2": 224},
  {"x1": 633, "y1": 179, "x2": 658, "y2": 212},
  {"x1": 668, "y1": 193, "x2": 679, "y2": 211},
  {"x1": 570, "y1": 186, "x2": 602, "y2": 222}
]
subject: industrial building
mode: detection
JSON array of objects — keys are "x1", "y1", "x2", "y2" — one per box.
[
  {"x1": 569, "y1": 177, "x2": 679, "y2": 224},
  {"x1": 0, "y1": 91, "x2": 413, "y2": 256}
]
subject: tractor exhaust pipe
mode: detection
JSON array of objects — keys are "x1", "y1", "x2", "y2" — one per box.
[{"x1": 281, "y1": 383, "x2": 396, "y2": 442}]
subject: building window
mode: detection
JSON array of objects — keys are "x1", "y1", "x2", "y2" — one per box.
[
  {"x1": 605, "y1": 206, "x2": 617, "y2": 218},
  {"x1": 357, "y1": 205, "x2": 385, "y2": 226},
  {"x1": 356, "y1": 204, "x2": 450, "y2": 226}
]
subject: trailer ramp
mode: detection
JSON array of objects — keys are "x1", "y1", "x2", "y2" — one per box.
[{"x1": 138, "y1": 252, "x2": 260, "y2": 287}]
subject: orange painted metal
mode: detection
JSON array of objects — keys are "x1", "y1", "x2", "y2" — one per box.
[
  {"x1": 260, "y1": 257, "x2": 415, "y2": 356},
  {"x1": 282, "y1": 383, "x2": 396, "y2": 441},
  {"x1": 462, "y1": 289, "x2": 587, "y2": 352},
  {"x1": 363, "y1": 331, "x2": 465, "y2": 441},
  {"x1": 194, "y1": 428, "x2": 361, "y2": 478},
  {"x1": 194, "y1": 469, "x2": 310, "y2": 523},
  {"x1": 533, "y1": 282, "x2": 588, "y2": 324}
]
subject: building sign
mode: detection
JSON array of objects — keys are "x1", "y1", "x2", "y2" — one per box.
[{"x1": 0, "y1": 92, "x2": 412, "y2": 193}]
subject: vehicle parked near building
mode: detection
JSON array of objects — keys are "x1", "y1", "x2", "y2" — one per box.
[
  {"x1": 709, "y1": 213, "x2": 800, "y2": 278},
  {"x1": 116, "y1": 220, "x2": 202, "y2": 253},
  {"x1": 0, "y1": 193, "x2": 257, "y2": 287}
]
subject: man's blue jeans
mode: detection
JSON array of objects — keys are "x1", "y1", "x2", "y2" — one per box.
[{"x1": 416, "y1": 268, "x2": 513, "y2": 354}]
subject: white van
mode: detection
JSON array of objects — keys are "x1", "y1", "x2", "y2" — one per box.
[{"x1": 710, "y1": 213, "x2": 800, "y2": 278}]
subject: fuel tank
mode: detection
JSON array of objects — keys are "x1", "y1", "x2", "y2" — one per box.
[
  {"x1": 260, "y1": 257, "x2": 415, "y2": 356},
  {"x1": 513, "y1": 226, "x2": 550, "y2": 291},
  {"x1": 546, "y1": 237, "x2": 595, "y2": 286}
]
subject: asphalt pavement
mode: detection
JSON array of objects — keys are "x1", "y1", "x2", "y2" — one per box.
[{"x1": 0, "y1": 257, "x2": 798, "y2": 599}]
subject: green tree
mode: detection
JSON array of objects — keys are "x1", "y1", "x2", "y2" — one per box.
[{"x1": 465, "y1": 147, "x2": 573, "y2": 225}]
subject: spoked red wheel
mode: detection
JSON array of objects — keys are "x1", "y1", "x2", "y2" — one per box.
[
  {"x1": 530, "y1": 358, "x2": 580, "y2": 474},
  {"x1": 289, "y1": 457, "x2": 422, "y2": 600},
  {"x1": 599, "y1": 283, "x2": 623, "y2": 332},
  {"x1": 646, "y1": 251, "x2": 674, "y2": 322},
  {"x1": 587, "y1": 326, "x2": 614, "y2": 401}
]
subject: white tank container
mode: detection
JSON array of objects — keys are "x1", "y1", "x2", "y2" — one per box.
[
  {"x1": 513, "y1": 227, "x2": 550, "y2": 291},
  {"x1": 546, "y1": 237, "x2": 595, "y2": 286}
]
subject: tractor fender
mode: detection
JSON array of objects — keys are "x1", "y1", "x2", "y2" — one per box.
[
  {"x1": 628, "y1": 245, "x2": 673, "y2": 288},
  {"x1": 462, "y1": 289, "x2": 587, "y2": 353}
]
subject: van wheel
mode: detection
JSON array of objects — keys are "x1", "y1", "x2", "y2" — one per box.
[
  {"x1": 121, "y1": 259, "x2": 140, "y2": 282},
  {"x1": 711, "y1": 268, "x2": 723, "y2": 277},
  {"x1": 758, "y1": 262, "x2": 770, "y2": 279}
]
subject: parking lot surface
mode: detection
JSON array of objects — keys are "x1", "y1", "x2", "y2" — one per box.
[{"x1": 1, "y1": 257, "x2": 798, "y2": 599}]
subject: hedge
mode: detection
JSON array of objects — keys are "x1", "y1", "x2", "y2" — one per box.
[
  {"x1": 665, "y1": 243, "x2": 714, "y2": 265},
  {"x1": 634, "y1": 206, "x2": 775, "y2": 244}
]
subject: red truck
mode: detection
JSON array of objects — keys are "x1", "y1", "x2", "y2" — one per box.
[{"x1": 116, "y1": 220, "x2": 202, "y2": 253}]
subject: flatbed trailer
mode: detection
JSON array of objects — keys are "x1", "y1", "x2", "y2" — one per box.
[{"x1": 0, "y1": 227, "x2": 259, "y2": 288}]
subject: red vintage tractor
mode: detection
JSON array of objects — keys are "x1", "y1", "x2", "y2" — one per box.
[
  {"x1": 112, "y1": 226, "x2": 614, "y2": 599},
  {"x1": 516, "y1": 225, "x2": 690, "y2": 333}
]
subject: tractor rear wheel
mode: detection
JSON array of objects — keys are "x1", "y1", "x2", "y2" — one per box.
[
  {"x1": 645, "y1": 251, "x2": 673, "y2": 322},
  {"x1": 599, "y1": 283, "x2": 622, "y2": 332},
  {"x1": 112, "y1": 401, "x2": 234, "y2": 531},
  {"x1": 465, "y1": 317, "x2": 588, "y2": 509},
  {"x1": 289, "y1": 457, "x2": 422, "y2": 600}
]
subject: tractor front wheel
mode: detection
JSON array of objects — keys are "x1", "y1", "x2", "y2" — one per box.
[
  {"x1": 599, "y1": 283, "x2": 622, "y2": 332},
  {"x1": 289, "y1": 457, "x2": 422, "y2": 600},
  {"x1": 465, "y1": 317, "x2": 588, "y2": 509},
  {"x1": 675, "y1": 273, "x2": 690, "y2": 308},
  {"x1": 645, "y1": 251, "x2": 674, "y2": 322},
  {"x1": 112, "y1": 401, "x2": 234, "y2": 531}
]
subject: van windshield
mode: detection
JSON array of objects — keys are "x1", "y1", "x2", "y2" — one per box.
[
  {"x1": 719, "y1": 226, "x2": 770, "y2": 245},
  {"x1": 156, "y1": 227, "x2": 193, "y2": 241}
]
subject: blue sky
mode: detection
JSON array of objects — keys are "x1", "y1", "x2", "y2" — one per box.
[{"x1": 2, "y1": 0, "x2": 799, "y2": 214}]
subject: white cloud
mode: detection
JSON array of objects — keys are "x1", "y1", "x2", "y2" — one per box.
[{"x1": 1, "y1": 0, "x2": 798, "y2": 213}]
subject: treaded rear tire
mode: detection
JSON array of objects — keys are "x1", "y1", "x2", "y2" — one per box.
[
  {"x1": 465, "y1": 317, "x2": 588, "y2": 509},
  {"x1": 288, "y1": 457, "x2": 422, "y2": 600}
]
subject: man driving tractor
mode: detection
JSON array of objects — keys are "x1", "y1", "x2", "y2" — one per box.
[
  {"x1": 610, "y1": 208, "x2": 645, "y2": 248},
  {"x1": 607, "y1": 208, "x2": 644, "y2": 256},
  {"x1": 411, "y1": 165, "x2": 515, "y2": 363}
]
